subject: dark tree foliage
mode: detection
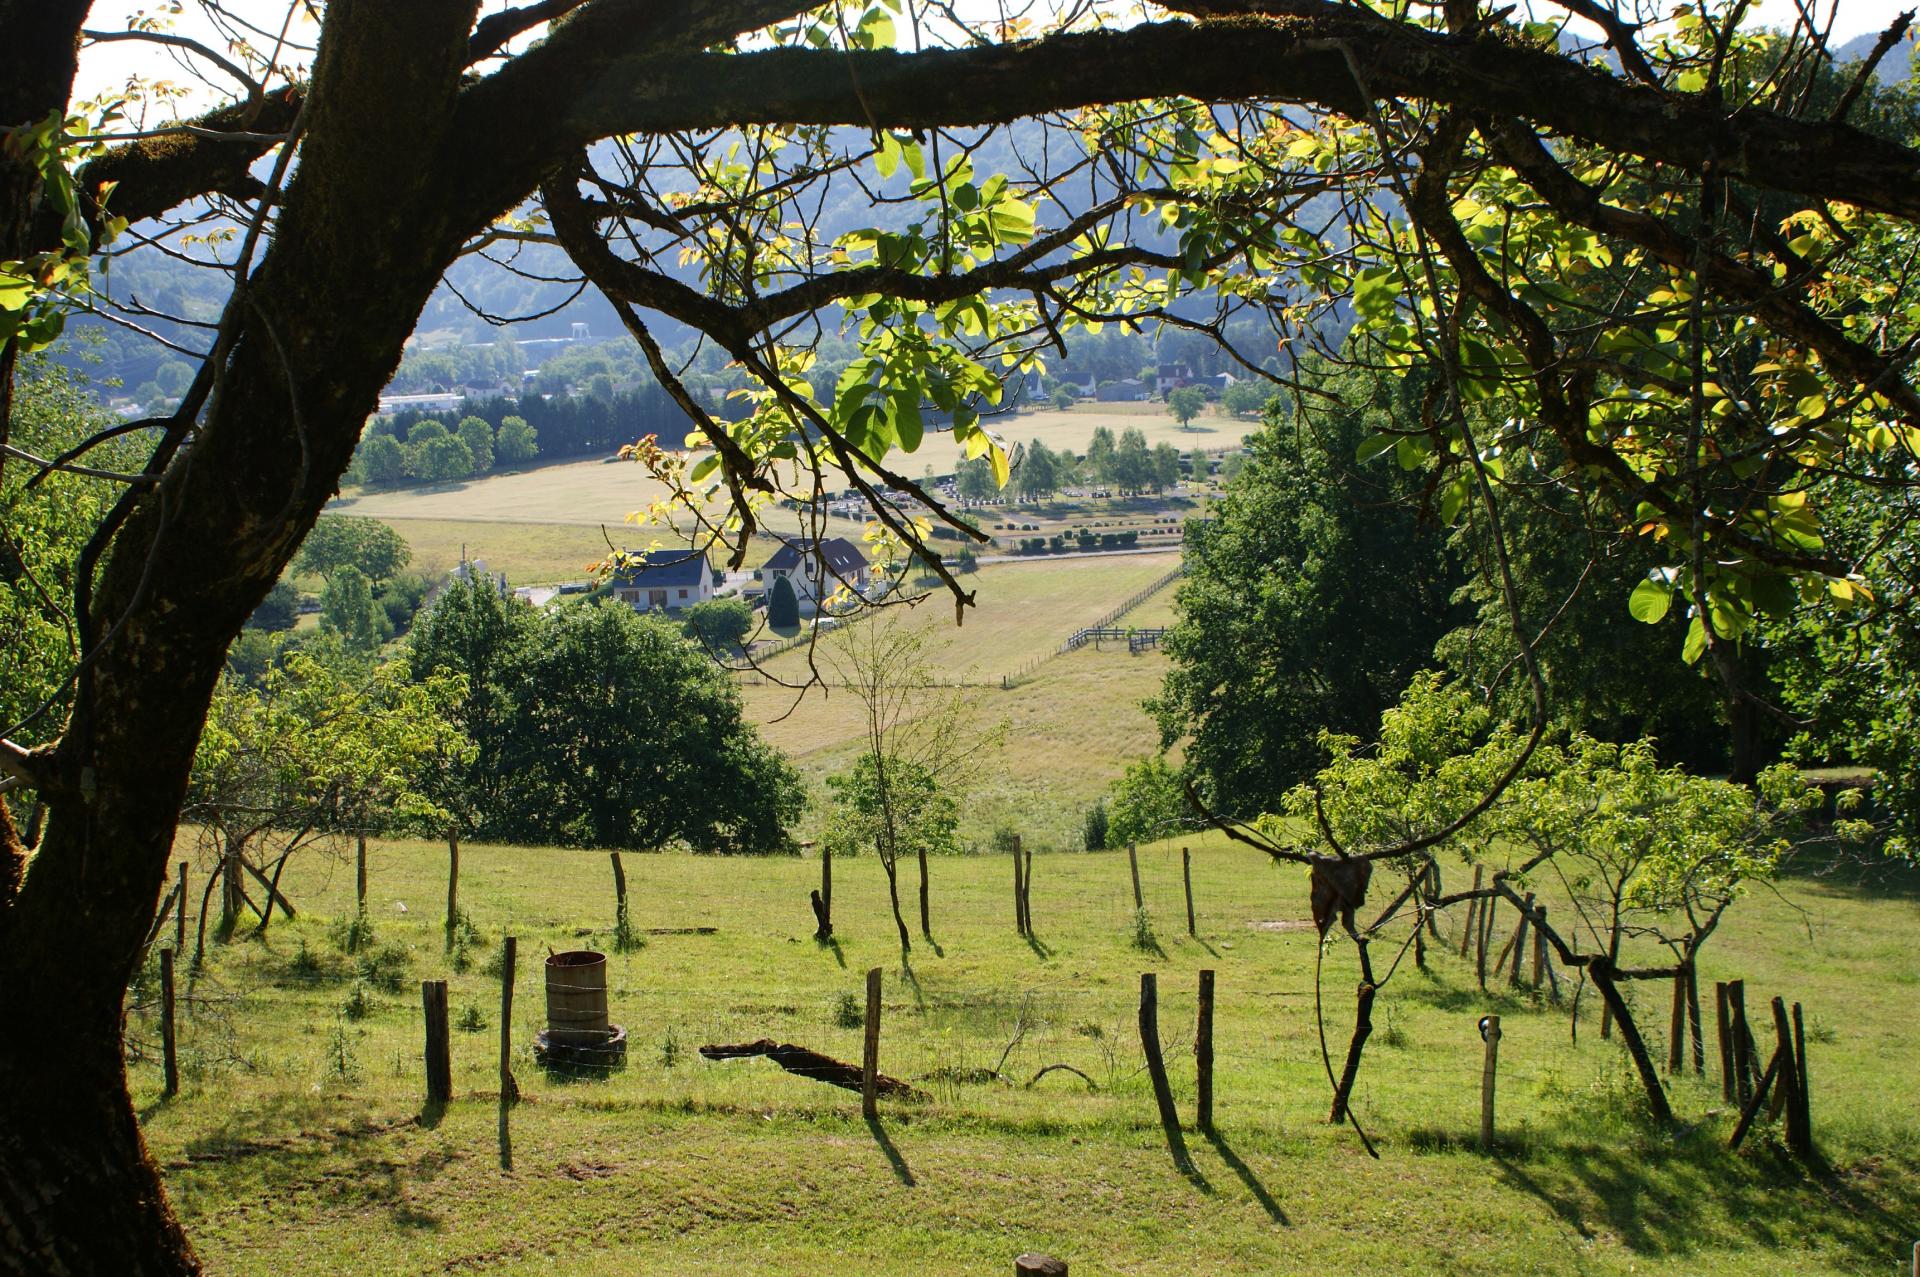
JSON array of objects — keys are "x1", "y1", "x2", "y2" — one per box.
[
  {"x1": 767, "y1": 574, "x2": 800, "y2": 629},
  {"x1": 408, "y1": 583, "x2": 800, "y2": 852},
  {"x1": 1152, "y1": 371, "x2": 1462, "y2": 813}
]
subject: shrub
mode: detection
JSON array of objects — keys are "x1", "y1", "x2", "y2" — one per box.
[
  {"x1": 1082, "y1": 799, "x2": 1109, "y2": 851},
  {"x1": 831, "y1": 991, "x2": 864, "y2": 1029},
  {"x1": 356, "y1": 941, "x2": 412, "y2": 993}
]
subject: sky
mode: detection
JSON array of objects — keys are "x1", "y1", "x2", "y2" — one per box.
[{"x1": 71, "y1": 0, "x2": 1920, "y2": 115}]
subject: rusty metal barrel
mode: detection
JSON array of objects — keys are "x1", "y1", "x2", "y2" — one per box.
[{"x1": 544, "y1": 950, "x2": 609, "y2": 1044}]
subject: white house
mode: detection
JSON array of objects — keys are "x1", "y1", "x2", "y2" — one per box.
[
  {"x1": 760, "y1": 537, "x2": 869, "y2": 616},
  {"x1": 610, "y1": 549, "x2": 714, "y2": 613}
]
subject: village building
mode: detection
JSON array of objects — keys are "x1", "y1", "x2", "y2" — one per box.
[
  {"x1": 760, "y1": 536, "x2": 870, "y2": 616},
  {"x1": 610, "y1": 549, "x2": 714, "y2": 613}
]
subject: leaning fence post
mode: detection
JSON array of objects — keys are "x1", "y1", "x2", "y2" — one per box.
[
  {"x1": 1182, "y1": 847, "x2": 1196, "y2": 937},
  {"x1": 862, "y1": 967, "x2": 882, "y2": 1120},
  {"x1": 422, "y1": 979, "x2": 452, "y2": 1106},
  {"x1": 1138, "y1": 973, "x2": 1188, "y2": 1169},
  {"x1": 1127, "y1": 843, "x2": 1143, "y2": 912},
  {"x1": 1476, "y1": 895, "x2": 1495, "y2": 990},
  {"x1": 499, "y1": 936, "x2": 517, "y2": 1170},
  {"x1": 160, "y1": 948, "x2": 179, "y2": 1098},
  {"x1": 1668, "y1": 971, "x2": 1687, "y2": 1075},
  {"x1": 1531, "y1": 905, "x2": 1547, "y2": 990},
  {"x1": 1479, "y1": 1013, "x2": 1501, "y2": 1150},
  {"x1": 1507, "y1": 893, "x2": 1534, "y2": 989},
  {"x1": 1195, "y1": 969, "x2": 1215, "y2": 1131}
]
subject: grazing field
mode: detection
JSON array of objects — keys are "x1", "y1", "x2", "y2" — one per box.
[{"x1": 136, "y1": 836, "x2": 1920, "y2": 1276}]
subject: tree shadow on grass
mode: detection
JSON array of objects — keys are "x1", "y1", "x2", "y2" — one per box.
[
  {"x1": 865, "y1": 1115, "x2": 916, "y2": 1186},
  {"x1": 1202, "y1": 1128, "x2": 1289, "y2": 1225},
  {"x1": 817, "y1": 935, "x2": 846, "y2": 969},
  {"x1": 1025, "y1": 931, "x2": 1053, "y2": 960},
  {"x1": 1476, "y1": 1127, "x2": 1920, "y2": 1269}
]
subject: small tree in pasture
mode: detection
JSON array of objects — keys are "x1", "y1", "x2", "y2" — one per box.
[
  {"x1": 826, "y1": 612, "x2": 999, "y2": 956},
  {"x1": 1167, "y1": 385, "x2": 1207, "y2": 430},
  {"x1": 767, "y1": 575, "x2": 800, "y2": 629},
  {"x1": 1106, "y1": 755, "x2": 1192, "y2": 847}
]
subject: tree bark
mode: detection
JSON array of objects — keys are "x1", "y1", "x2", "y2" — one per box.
[
  {"x1": 916, "y1": 842, "x2": 930, "y2": 939},
  {"x1": 1585, "y1": 957, "x2": 1674, "y2": 1124}
]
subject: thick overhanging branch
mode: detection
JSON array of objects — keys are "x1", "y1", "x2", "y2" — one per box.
[
  {"x1": 518, "y1": 15, "x2": 1920, "y2": 222},
  {"x1": 0, "y1": 738, "x2": 48, "y2": 794}
]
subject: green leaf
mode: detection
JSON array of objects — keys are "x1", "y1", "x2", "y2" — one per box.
[
  {"x1": 1628, "y1": 577, "x2": 1672, "y2": 624},
  {"x1": 1355, "y1": 432, "x2": 1395, "y2": 464}
]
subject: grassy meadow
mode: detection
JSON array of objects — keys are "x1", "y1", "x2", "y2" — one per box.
[{"x1": 135, "y1": 834, "x2": 1920, "y2": 1276}]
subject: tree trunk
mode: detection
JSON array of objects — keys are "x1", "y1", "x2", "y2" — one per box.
[
  {"x1": 1329, "y1": 937, "x2": 1377, "y2": 1123},
  {"x1": 881, "y1": 856, "x2": 911, "y2": 956},
  {"x1": 1586, "y1": 958, "x2": 1674, "y2": 1124},
  {"x1": 916, "y1": 843, "x2": 930, "y2": 938}
]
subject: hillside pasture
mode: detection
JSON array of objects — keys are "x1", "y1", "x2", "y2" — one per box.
[{"x1": 133, "y1": 835, "x2": 1920, "y2": 1276}]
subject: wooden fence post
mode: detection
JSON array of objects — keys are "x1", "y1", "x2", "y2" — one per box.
[
  {"x1": 1476, "y1": 893, "x2": 1493, "y2": 989},
  {"x1": 1022, "y1": 842, "x2": 1034, "y2": 932},
  {"x1": 499, "y1": 936, "x2": 517, "y2": 1170},
  {"x1": 445, "y1": 831, "x2": 461, "y2": 939},
  {"x1": 1728, "y1": 979, "x2": 1743, "y2": 1098},
  {"x1": 1507, "y1": 893, "x2": 1534, "y2": 989},
  {"x1": 422, "y1": 979, "x2": 451, "y2": 1106},
  {"x1": 1460, "y1": 866, "x2": 1482, "y2": 958},
  {"x1": 175, "y1": 860, "x2": 189, "y2": 954},
  {"x1": 356, "y1": 834, "x2": 368, "y2": 911},
  {"x1": 1790, "y1": 1001, "x2": 1812, "y2": 1156},
  {"x1": 1195, "y1": 969, "x2": 1215, "y2": 1131},
  {"x1": 1729, "y1": 980, "x2": 1752, "y2": 1106},
  {"x1": 1531, "y1": 905, "x2": 1547, "y2": 989},
  {"x1": 1182, "y1": 848, "x2": 1196, "y2": 937},
  {"x1": 1769, "y1": 997, "x2": 1808, "y2": 1152},
  {"x1": 1138, "y1": 973, "x2": 1186, "y2": 1167},
  {"x1": 1687, "y1": 963, "x2": 1704, "y2": 1076},
  {"x1": 1127, "y1": 843, "x2": 1143, "y2": 912},
  {"x1": 610, "y1": 851, "x2": 632, "y2": 948},
  {"x1": 821, "y1": 840, "x2": 832, "y2": 931},
  {"x1": 1012, "y1": 841, "x2": 1027, "y2": 936},
  {"x1": 160, "y1": 948, "x2": 178, "y2": 1098},
  {"x1": 862, "y1": 967, "x2": 882, "y2": 1120},
  {"x1": 1668, "y1": 971, "x2": 1687, "y2": 1075},
  {"x1": 1479, "y1": 1014, "x2": 1501, "y2": 1151}
]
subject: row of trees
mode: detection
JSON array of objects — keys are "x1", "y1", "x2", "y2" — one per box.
[
  {"x1": 349, "y1": 413, "x2": 539, "y2": 487},
  {"x1": 957, "y1": 428, "x2": 1197, "y2": 503}
]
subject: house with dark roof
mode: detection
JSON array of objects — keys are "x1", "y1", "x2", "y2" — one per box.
[
  {"x1": 610, "y1": 549, "x2": 714, "y2": 613},
  {"x1": 760, "y1": 536, "x2": 869, "y2": 615}
]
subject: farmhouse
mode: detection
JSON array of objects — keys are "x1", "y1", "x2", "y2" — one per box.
[
  {"x1": 1154, "y1": 361, "x2": 1196, "y2": 396},
  {"x1": 610, "y1": 549, "x2": 714, "y2": 613},
  {"x1": 1096, "y1": 378, "x2": 1150, "y2": 402},
  {"x1": 761, "y1": 536, "x2": 869, "y2": 615}
]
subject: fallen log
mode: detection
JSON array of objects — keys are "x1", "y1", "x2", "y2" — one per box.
[{"x1": 698, "y1": 1039, "x2": 920, "y2": 1098}]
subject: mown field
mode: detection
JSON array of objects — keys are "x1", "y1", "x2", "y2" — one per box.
[{"x1": 135, "y1": 833, "x2": 1920, "y2": 1276}]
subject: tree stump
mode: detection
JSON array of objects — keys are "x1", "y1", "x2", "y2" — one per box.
[{"x1": 1015, "y1": 1254, "x2": 1068, "y2": 1276}]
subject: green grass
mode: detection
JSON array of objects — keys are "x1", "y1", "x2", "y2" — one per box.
[{"x1": 136, "y1": 835, "x2": 1920, "y2": 1276}]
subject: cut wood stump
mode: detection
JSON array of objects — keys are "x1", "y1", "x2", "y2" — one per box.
[
  {"x1": 699, "y1": 1039, "x2": 921, "y2": 1099},
  {"x1": 1015, "y1": 1254, "x2": 1069, "y2": 1276}
]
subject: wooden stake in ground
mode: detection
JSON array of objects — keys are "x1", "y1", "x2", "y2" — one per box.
[
  {"x1": 1195, "y1": 969, "x2": 1215, "y2": 1131},
  {"x1": 1507, "y1": 893, "x2": 1534, "y2": 989},
  {"x1": 862, "y1": 966, "x2": 882, "y2": 1120},
  {"x1": 175, "y1": 860, "x2": 189, "y2": 954},
  {"x1": 1687, "y1": 963, "x2": 1704, "y2": 1076},
  {"x1": 1137, "y1": 973, "x2": 1188, "y2": 1170},
  {"x1": 1479, "y1": 1014, "x2": 1501, "y2": 1151},
  {"x1": 160, "y1": 948, "x2": 178, "y2": 1098},
  {"x1": 445, "y1": 830, "x2": 461, "y2": 940},
  {"x1": 1127, "y1": 843, "x2": 1143, "y2": 912},
  {"x1": 1530, "y1": 905, "x2": 1547, "y2": 989},
  {"x1": 1790, "y1": 1001, "x2": 1812, "y2": 1157},
  {"x1": 1182, "y1": 847, "x2": 1196, "y2": 937},
  {"x1": 1459, "y1": 866, "x2": 1483, "y2": 958},
  {"x1": 1012, "y1": 840, "x2": 1027, "y2": 937},
  {"x1": 422, "y1": 979, "x2": 452, "y2": 1106},
  {"x1": 1728, "y1": 979, "x2": 1743, "y2": 1098},
  {"x1": 1476, "y1": 894, "x2": 1494, "y2": 989},
  {"x1": 499, "y1": 936, "x2": 517, "y2": 1171},
  {"x1": 1668, "y1": 971, "x2": 1687, "y2": 1075},
  {"x1": 1729, "y1": 980, "x2": 1752, "y2": 1105},
  {"x1": 1023, "y1": 841, "x2": 1034, "y2": 933},
  {"x1": 356, "y1": 833, "x2": 368, "y2": 911}
]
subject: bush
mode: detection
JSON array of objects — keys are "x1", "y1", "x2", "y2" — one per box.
[
  {"x1": 831, "y1": 991, "x2": 864, "y2": 1029},
  {"x1": 355, "y1": 941, "x2": 412, "y2": 993},
  {"x1": 1082, "y1": 799, "x2": 1109, "y2": 851}
]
